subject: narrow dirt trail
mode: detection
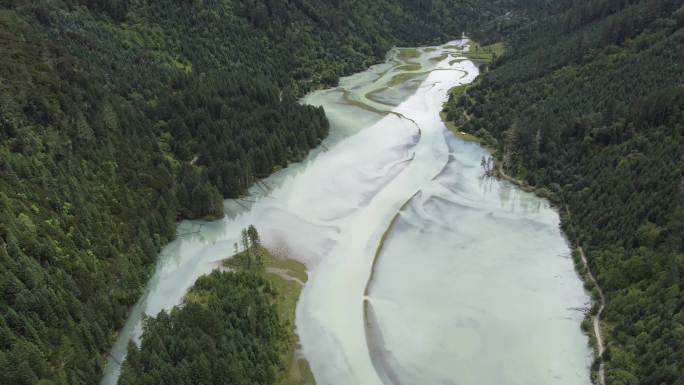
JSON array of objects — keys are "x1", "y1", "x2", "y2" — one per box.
[{"x1": 577, "y1": 245, "x2": 606, "y2": 385}]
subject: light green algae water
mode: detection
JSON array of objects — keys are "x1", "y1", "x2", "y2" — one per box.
[{"x1": 102, "y1": 40, "x2": 592, "y2": 385}]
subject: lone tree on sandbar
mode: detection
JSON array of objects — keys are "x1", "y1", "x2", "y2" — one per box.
[
  {"x1": 247, "y1": 225, "x2": 262, "y2": 266},
  {"x1": 241, "y1": 227, "x2": 251, "y2": 268}
]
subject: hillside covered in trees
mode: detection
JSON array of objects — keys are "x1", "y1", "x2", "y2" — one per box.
[
  {"x1": 0, "y1": 0, "x2": 536, "y2": 384},
  {"x1": 444, "y1": 0, "x2": 684, "y2": 383}
]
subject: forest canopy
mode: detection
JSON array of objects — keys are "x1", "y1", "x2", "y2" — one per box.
[
  {"x1": 118, "y1": 271, "x2": 287, "y2": 385},
  {"x1": 0, "y1": 1, "x2": 534, "y2": 384},
  {"x1": 444, "y1": 0, "x2": 684, "y2": 383}
]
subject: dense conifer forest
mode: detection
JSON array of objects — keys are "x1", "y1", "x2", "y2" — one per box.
[
  {"x1": 445, "y1": 0, "x2": 684, "y2": 383},
  {"x1": 0, "y1": 1, "x2": 526, "y2": 384},
  {"x1": 118, "y1": 271, "x2": 287, "y2": 385},
  {"x1": 3, "y1": 0, "x2": 682, "y2": 384}
]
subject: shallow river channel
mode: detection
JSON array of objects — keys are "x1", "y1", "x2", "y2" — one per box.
[{"x1": 102, "y1": 40, "x2": 592, "y2": 385}]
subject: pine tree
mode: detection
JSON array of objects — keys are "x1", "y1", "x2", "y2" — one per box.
[
  {"x1": 247, "y1": 225, "x2": 262, "y2": 266},
  {"x1": 240, "y1": 228, "x2": 251, "y2": 268}
]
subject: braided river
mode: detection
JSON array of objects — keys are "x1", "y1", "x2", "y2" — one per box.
[{"x1": 102, "y1": 40, "x2": 592, "y2": 385}]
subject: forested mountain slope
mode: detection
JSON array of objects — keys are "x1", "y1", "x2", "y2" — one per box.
[
  {"x1": 445, "y1": 0, "x2": 684, "y2": 383},
  {"x1": 0, "y1": 1, "x2": 529, "y2": 384}
]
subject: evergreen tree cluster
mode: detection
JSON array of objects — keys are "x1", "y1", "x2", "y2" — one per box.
[
  {"x1": 445, "y1": 0, "x2": 684, "y2": 383},
  {"x1": 118, "y1": 271, "x2": 286, "y2": 385},
  {"x1": 238, "y1": 225, "x2": 263, "y2": 268}
]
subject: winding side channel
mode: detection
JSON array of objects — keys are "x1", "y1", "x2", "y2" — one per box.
[{"x1": 101, "y1": 40, "x2": 592, "y2": 385}]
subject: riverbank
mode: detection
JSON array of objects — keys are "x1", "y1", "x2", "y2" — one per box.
[
  {"x1": 225, "y1": 246, "x2": 316, "y2": 385},
  {"x1": 439, "y1": 84, "x2": 606, "y2": 385},
  {"x1": 439, "y1": 40, "x2": 503, "y2": 149}
]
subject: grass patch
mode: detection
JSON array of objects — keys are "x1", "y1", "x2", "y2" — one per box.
[
  {"x1": 397, "y1": 47, "x2": 420, "y2": 60},
  {"x1": 341, "y1": 91, "x2": 387, "y2": 114},
  {"x1": 396, "y1": 63, "x2": 421, "y2": 71},
  {"x1": 486, "y1": 42, "x2": 505, "y2": 57},
  {"x1": 440, "y1": 111, "x2": 482, "y2": 144},
  {"x1": 389, "y1": 71, "x2": 428, "y2": 86},
  {"x1": 281, "y1": 353, "x2": 316, "y2": 385},
  {"x1": 464, "y1": 41, "x2": 505, "y2": 63},
  {"x1": 224, "y1": 246, "x2": 315, "y2": 385}
]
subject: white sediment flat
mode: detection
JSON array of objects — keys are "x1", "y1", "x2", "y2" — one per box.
[{"x1": 101, "y1": 40, "x2": 592, "y2": 385}]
